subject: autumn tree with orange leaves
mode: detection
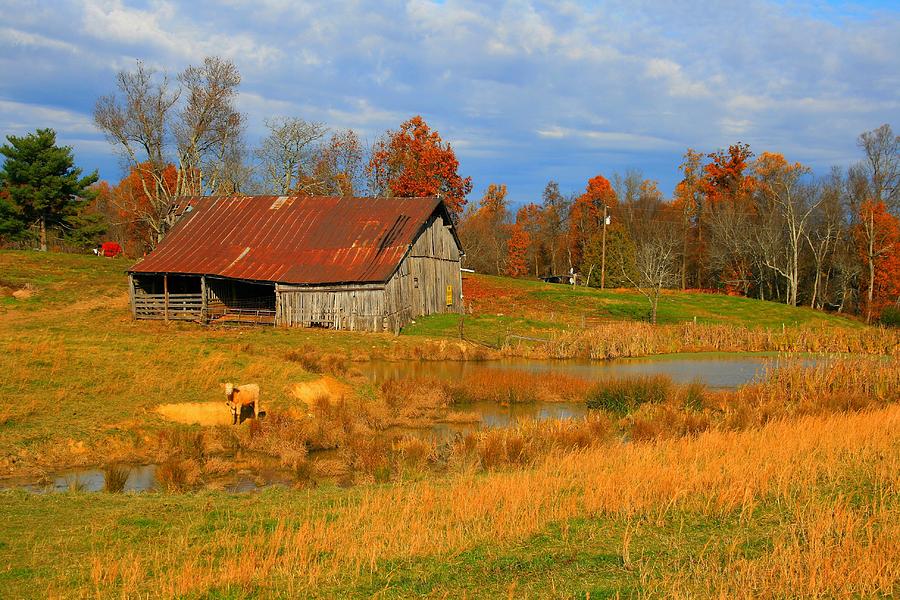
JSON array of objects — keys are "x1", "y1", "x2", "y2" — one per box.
[
  {"x1": 569, "y1": 175, "x2": 617, "y2": 270},
  {"x1": 855, "y1": 200, "x2": 900, "y2": 322},
  {"x1": 700, "y1": 143, "x2": 757, "y2": 293},
  {"x1": 459, "y1": 183, "x2": 510, "y2": 274},
  {"x1": 505, "y1": 204, "x2": 545, "y2": 277},
  {"x1": 368, "y1": 116, "x2": 472, "y2": 219},
  {"x1": 110, "y1": 162, "x2": 179, "y2": 253}
]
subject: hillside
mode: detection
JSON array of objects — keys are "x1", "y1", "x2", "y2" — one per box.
[
  {"x1": 1, "y1": 250, "x2": 898, "y2": 598},
  {"x1": 1, "y1": 250, "x2": 860, "y2": 342},
  {"x1": 405, "y1": 272, "x2": 862, "y2": 341}
]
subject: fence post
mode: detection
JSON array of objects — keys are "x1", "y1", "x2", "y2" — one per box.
[
  {"x1": 128, "y1": 274, "x2": 136, "y2": 320},
  {"x1": 200, "y1": 276, "x2": 207, "y2": 324},
  {"x1": 163, "y1": 274, "x2": 169, "y2": 323}
]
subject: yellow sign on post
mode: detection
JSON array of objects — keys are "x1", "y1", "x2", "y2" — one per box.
[{"x1": 446, "y1": 285, "x2": 453, "y2": 306}]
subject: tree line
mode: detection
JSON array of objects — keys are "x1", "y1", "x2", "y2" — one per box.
[
  {"x1": 0, "y1": 54, "x2": 896, "y2": 324},
  {"x1": 460, "y1": 127, "x2": 900, "y2": 324}
]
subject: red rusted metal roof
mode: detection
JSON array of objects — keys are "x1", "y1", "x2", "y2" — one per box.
[{"x1": 129, "y1": 195, "x2": 460, "y2": 285}]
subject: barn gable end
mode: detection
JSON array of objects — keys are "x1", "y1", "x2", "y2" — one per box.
[{"x1": 276, "y1": 209, "x2": 463, "y2": 332}]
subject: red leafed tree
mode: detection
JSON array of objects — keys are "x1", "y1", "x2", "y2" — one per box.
[
  {"x1": 506, "y1": 220, "x2": 531, "y2": 277},
  {"x1": 367, "y1": 116, "x2": 472, "y2": 219},
  {"x1": 855, "y1": 200, "x2": 900, "y2": 322},
  {"x1": 569, "y1": 175, "x2": 617, "y2": 269}
]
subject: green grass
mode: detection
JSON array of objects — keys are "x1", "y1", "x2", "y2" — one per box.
[
  {"x1": 403, "y1": 312, "x2": 565, "y2": 342},
  {"x1": 405, "y1": 274, "x2": 861, "y2": 340},
  {"x1": 0, "y1": 481, "x2": 861, "y2": 598}
]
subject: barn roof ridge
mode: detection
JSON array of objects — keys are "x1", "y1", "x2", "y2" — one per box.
[{"x1": 129, "y1": 194, "x2": 462, "y2": 285}]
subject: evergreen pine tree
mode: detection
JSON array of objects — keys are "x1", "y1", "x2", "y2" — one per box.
[{"x1": 0, "y1": 128, "x2": 99, "y2": 250}]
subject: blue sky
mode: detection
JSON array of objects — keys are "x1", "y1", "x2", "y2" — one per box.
[{"x1": 1, "y1": 0, "x2": 898, "y2": 206}]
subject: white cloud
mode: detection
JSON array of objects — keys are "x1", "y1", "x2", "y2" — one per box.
[
  {"x1": 0, "y1": 0, "x2": 897, "y2": 200},
  {"x1": 537, "y1": 126, "x2": 677, "y2": 151},
  {"x1": 0, "y1": 27, "x2": 80, "y2": 54},
  {"x1": 0, "y1": 99, "x2": 97, "y2": 136}
]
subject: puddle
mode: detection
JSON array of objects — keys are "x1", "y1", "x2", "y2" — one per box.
[{"x1": 3, "y1": 464, "x2": 159, "y2": 494}]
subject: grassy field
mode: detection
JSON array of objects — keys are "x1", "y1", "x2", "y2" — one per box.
[
  {"x1": 1, "y1": 250, "x2": 898, "y2": 598},
  {"x1": 2, "y1": 406, "x2": 898, "y2": 597},
  {"x1": 403, "y1": 274, "x2": 863, "y2": 342}
]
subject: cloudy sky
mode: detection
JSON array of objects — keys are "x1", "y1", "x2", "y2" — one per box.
[{"x1": 1, "y1": 0, "x2": 898, "y2": 205}]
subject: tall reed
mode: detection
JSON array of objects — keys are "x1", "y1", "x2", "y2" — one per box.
[
  {"x1": 82, "y1": 406, "x2": 900, "y2": 597},
  {"x1": 533, "y1": 322, "x2": 900, "y2": 359}
]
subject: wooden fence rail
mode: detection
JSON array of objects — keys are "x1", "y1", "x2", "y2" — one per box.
[{"x1": 133, "y1": 292, "x2": 203, "y2": 322}]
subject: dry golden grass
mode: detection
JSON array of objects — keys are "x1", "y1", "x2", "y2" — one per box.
[
  {"x1": 449, "y1": 369, "x2": 594, "y2": 404},
  {"x1": 83, "y1": 405, "x2": 900, "y2": 597},
  {"x1": 717, "y1": 357, "x2": 900, "y2": 430},
  {"x1": 536, "y1": 322, "x2": 900, "y2": 359},
  {"x1": 647, "y1": 498, "x2": 900, "y2": 599},
  {"x1": 289, "y1": 376, "x2": 353, "y2": 411},
  {"x1": 610, "y1": 357, "x2": 900, "y2": 441},
  {"x1": 155, "y1": 402, "x2": 234, "y2": 426}
]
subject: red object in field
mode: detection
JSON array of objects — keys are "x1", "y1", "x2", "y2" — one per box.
[{"x1": 101, "y1": 241, "x2": 123, "y2": 257}]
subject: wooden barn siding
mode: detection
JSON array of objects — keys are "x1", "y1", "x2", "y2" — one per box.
[
  {"x1": 276, "y1": 214, "x2": 461, "y2": 332},
  {"x1": 406, "y1": 214, "x2": 462, "y2": 316},
  {"x1": 275, "y1": 283, "x2": 395, "y2": 332}
]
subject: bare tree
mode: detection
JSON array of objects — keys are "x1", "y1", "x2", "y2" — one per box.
[
  {"x1": 175, "y1": 57, "x2": 244, "y2": 196},
  {"x1": 255, "y1": 117, "x2": 327, "y2": 195},
  {"x1": 315, "y1": 129, "x2": 366, "y2": 196},
  {"x1": 754, "y1": 154, "x2": 818, "y2": 306},
  {"x1": 94, "y1": 57, "x2": 245, "y2": 245},
  {"x1": 706, "y1": 202, "x2": 755, "y2": 296},
  {"x1": 94, "y1": 62, "x2": 178, "y2": 244},
  {"x1": 858, "y1": 124, "x2": 900, "y2": 213},
  {"x1": 805, "y1": 170, "x2": 843, "y2": 309},
  {"x1": 624, "y1": 220, "x2": 679, "y2": 324}
]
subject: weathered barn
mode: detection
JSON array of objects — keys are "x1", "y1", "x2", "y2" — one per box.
[{"x1": 127, "y1": 195, "x2": 464, "y2": 332}]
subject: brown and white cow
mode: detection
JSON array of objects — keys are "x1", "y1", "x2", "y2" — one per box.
[{"x1": 224, "y1": 383, "x2": 260, "y2": 424}]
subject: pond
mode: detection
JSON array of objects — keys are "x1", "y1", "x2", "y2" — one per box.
[
  {"x1": 2, "y1": 352, "x2": 822, "y2": 494},
  {"x1": 362, "y1": 352, "x2": 821, "y2": 390}
]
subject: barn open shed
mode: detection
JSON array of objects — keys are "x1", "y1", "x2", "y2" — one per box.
[{"x1": 127, "y1": 195, "x2": 464, "y2": 332}]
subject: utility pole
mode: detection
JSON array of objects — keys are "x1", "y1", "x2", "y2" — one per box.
[{"x1": 600, "y1": 204, "x2": 609, "y2": 289}]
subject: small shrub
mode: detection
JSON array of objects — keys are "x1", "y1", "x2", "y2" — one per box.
[
  {"x1": 65, "y1": 475, "x2": 86, "y2": 493},
  {"x1": 879, "y1": 307, "x2": 900, "y2": 328},
  {"x1": 155, "y1": 458, "x2": 187, "y2": 492},
  {"x1": 342, "y1": 432, "x2": 391, "y2": 478},
  {"x1": 682, "y1": 380, "x2": 707, "y2": 412},
  {"x1": 395, "y1": 436, "x2": 433, "y2": 471},
  {"x1": 586, "y1": 375, "x2": 672, "y2": 415},
  {"x1": 293, "y1": 459, "x2": 315, "y2": 488},
  {"x1": 103, "y1": 464, "x2": 130, "y2": 493},
  {"x1": 285, "y1": 345, "x2": 349, "y2": 375},
  {"x1": 285, "y1": 347, "x2": 322, "y2": 373},
  {"x1": 477, "y1": 430, "x2": 508, "y2": 470},
  {"x1": 157, "y1": 428, "x2": 205, "y2": 461}
]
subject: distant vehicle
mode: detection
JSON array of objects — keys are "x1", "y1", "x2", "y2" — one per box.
[
  {"x1": 540, "y1": 275, "x2": 568, "y2": 284},
  {"x1": 540, "y1": 272, "x2": 581, "y2": 285}
]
